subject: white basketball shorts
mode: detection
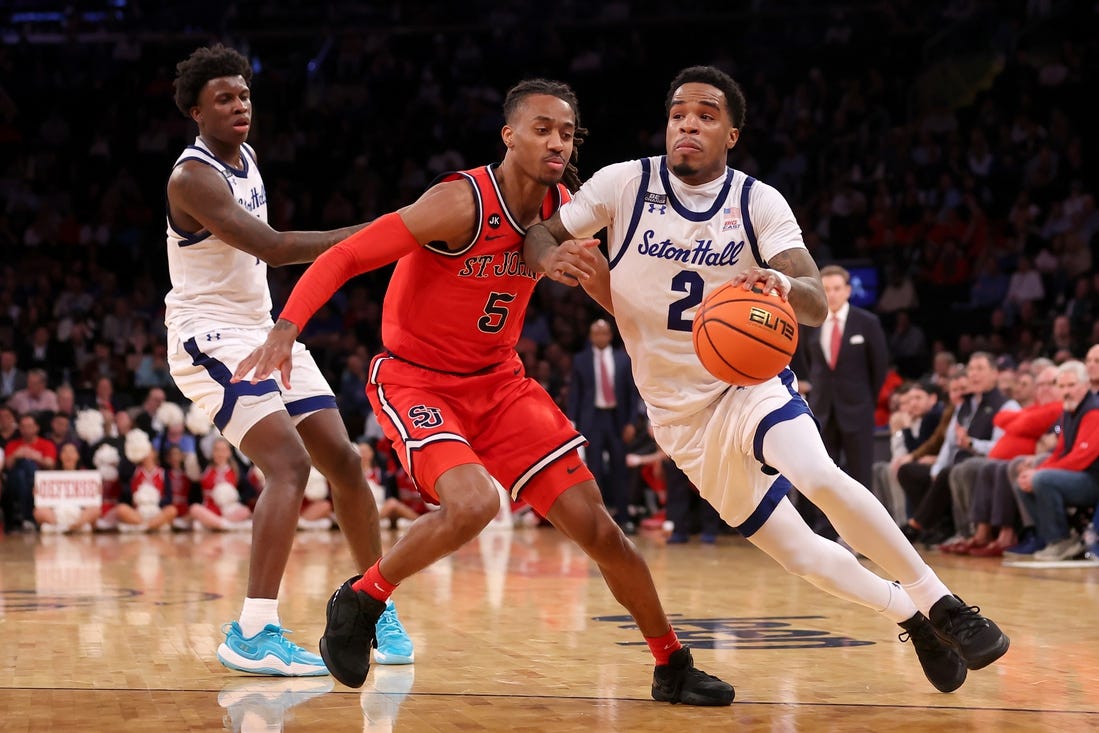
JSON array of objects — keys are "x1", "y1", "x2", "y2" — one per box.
[
  {"x1": 168, "y1": 326, "x2": 337, "y2": 448},
  {"x1": 651, "y1": 368, "x2": 812, "y2": 536}
]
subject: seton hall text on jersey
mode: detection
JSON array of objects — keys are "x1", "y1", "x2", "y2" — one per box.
[
  {"x1": 636, "y1": 229, "x2": 745, "y2": 267},
  {"x1": 457, "y1": 250, "x2": 538, "y2": 280},
  {"x1": 237, "y1": 186, "x2": 266, "y2": 212}
]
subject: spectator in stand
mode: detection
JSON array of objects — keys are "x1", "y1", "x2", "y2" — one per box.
[
  {"x1": 44, "y1": 413, "x2": 77, "y2": 451},
  {"x1": 7, "y1": 369, "x2": 59, "y2": 418},
  {"x1": 1064, "y1": 276, "x2": 1094, "y2": 342},
  {"x1": 89, "y1": 376, "x2": 120, "y2": 416},
  {"x1": 873, "y1": 381, "x2": 943, "y2": 526},
  {"x1": 962, "y1": 256, "x2": 1010, "y2": 312},
  {"x1": 928, "y1": 351, "x2": 958, "y2": 390},
  {"x1": 0, "y1": 348, "x2": 26, "y2": 402},
  {"x1": 875, "y1": 266, "x2": 919, "y2": 316},
  {"x1": 1086, "y1": 344, "x2": 1099, "y2": 393},
  {"x1": 1016, "y1": 360, "x2": 1099, "y2": 560},
  {"x1": 1043, "y1": 315, "x2": 1082, "y2": 360},
  {"x1": 1008, "y1": 370, "x2": 1038, "y2": 409},
  {"x1": 876, "y1": 367, "x2": 905, "y2": 429},
  {"x1": 0, "y1": 405, "x2": 17, "y2": 448},
  {"x1": 899, "y1": 353, "x2": 1016, "y2": 544},
  {"x1": 54, "y1": 384, "x2": 77, "y2": 421},
  {"x1": 78, "y1": 341, "x2": 122, "y2": 396},
  {"x1": 2, "y1": 413, "x2": 58, "y2": 532},
  {"x1": 20, "y1": 325, "x2": 73, "y2": 385},
  {"x1": 896, "y1": 373, "x2": 967, "y2": 545},
  {"x1": 940, "y1": 364, "x2": 1061, "y2": 556},
  {"x1": 887, "y1": 311, "x2": 930, "y2": 380},
  {"x1": 132, "y1": 387, "x2": 167, "y2": 436},
  {"x1": 1004, "y1": 256, "x2": 1045, "y2": 319},
  {"x1": 337, "y1": 351, "x2": 372, "y2": 438},
  {"x1": 133, "y1": 345, "x2": 173, "y2": 391}
]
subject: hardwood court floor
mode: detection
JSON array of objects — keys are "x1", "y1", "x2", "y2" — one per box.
[{"x1": 1, "y1": 524, "x2": 1097, "y2": 732}]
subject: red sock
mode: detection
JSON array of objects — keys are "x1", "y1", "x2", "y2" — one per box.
[
  {"x1": 645, "y1": 628, "x2": 683, "y2": 665},
  {"x1": 351, "y1": 561, "x2": 398, "y2": 602}
]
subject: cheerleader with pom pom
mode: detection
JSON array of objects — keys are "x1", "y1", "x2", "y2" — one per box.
[
  {"x1": 191, "y1": 437, "x2": 252, "y2": 531},
  {"x1": 164, "y1": 445, "x2": 198, "y2": 530},
  {"x1": 116, "y1": 429, "x2": 178, "y2": 532}
]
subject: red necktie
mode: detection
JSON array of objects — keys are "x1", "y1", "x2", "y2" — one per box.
[
  {"x1": 829, "y1": 315, "x2": 842, "y2": 369},
  {"x1": 598, "y1": 349, "x2": 616, "y2": 407}
]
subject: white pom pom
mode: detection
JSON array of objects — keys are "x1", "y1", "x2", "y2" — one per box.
[
  {"x1": 186, "y1": 405, "x2": 213, "y2": 437},
  {"x1": 75, "y1": 409, "x2": 106, "y2": 445},
  {"x1": 134, "y1": 483, "x2": 160, "y2": 508},
  {"x1": 303, "y1": 467, "x2": 329, "y2": 501},
  {"x1": 124, "y1": 429, "x2": 153, "y2": 464},
  {"x1": 156, "y1": 401, "x2": 185, "y2": 430},
  {"x1": 98, "y1": 464, "x2": 119, "y2": 482},
  {"x1": 55, "y1": 504, "x2": 81, "y2": 530},
  {"x1": 93, "y1": 443, "x2": 120, "y2": 468},
  {"x1": 212, "y1": 481, "x2": 240, "y2": 509}
]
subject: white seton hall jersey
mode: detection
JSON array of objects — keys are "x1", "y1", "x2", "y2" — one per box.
[
  {"x1": 559, "y1": 155, "x2": 805, "y2": 425},
  {"x1": 164, "y1": 138, "x2": 272, "y2": 340}
]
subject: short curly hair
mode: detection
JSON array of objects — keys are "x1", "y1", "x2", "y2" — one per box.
[
  {"x1": 665, "y1": 65, "x2": 746, "y2": 130},
  {"x1": 173, "y1": 43, "x2": 252, "y2": 117}
]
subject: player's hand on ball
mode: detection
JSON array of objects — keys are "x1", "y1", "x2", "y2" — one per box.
[
  {"x1": 727, "y1": 267, "x2": 791, "y2": 300},
  {"x1": 231, "y1": 319, "x2": 299, "y2": 389}
]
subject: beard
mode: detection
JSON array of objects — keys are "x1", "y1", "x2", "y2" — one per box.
[{"x1": 669, "y1": 159, "x2": 698, "y2": 178}]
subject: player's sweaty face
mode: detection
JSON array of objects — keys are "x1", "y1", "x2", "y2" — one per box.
[
  {"x1": 666, "y1": 83, "x2": 737, "y2": 184},
  {"x1": 507, "y1": 94, "x2": 575, "y2": 186},
  {"x1": 194, "y1": 75, "x2": 252, "y2": 144}
]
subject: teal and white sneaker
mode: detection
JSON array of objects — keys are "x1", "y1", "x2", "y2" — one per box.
[
  {"x1": 217, "y1": 622, "x2": 329, "y2": 676},
  {"x1": 373, "y1": 600, "x2": 415, "y2": 665}
]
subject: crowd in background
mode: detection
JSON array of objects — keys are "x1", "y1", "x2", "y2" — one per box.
[{"x1": 1, "y1": 2, "x2": 1097, "y2": 550}]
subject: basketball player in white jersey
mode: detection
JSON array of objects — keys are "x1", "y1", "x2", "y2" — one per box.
[
  {"x1": 525, "y1": 65, "x2": 1009, "y2": 693},
  {"x1": 166, "y1": 44, "x2": 412, "y2": 676}
]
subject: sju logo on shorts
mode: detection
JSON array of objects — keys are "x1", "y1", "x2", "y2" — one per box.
[{"x1": 408, "y1": 405, "x2": 444, "y2": 429}]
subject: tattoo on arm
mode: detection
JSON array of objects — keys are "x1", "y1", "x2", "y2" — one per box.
[{"x1": 766, "y1": 248, "x2": 827, "y2": 325}]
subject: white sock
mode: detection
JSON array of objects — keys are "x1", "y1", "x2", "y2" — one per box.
[
  {"x1": 881, "y1": 581, "x2": 920, "y2": 624},
  {"x1": 239, "y1": 597, "x2": 279, "y2": 638},
  {"x1": 900, "y1": 568, "x2": 953, "y2": 617}
]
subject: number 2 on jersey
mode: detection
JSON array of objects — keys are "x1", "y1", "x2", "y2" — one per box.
[{"x1": 667, "y1": 271, "x2": 704, "y2": 331}]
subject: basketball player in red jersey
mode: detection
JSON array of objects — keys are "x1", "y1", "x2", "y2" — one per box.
[{"x1": 233, "y1": 79, "x2": 733, "y2": 705}]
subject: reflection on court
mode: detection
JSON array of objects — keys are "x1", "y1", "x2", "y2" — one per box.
[{"x1": 1, "y1": 525, "x2": 1097, "y2": 731}]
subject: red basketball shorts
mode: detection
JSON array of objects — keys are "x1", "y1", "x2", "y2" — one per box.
[{"x1": 366, "y1": 352, "x2": 591, "y2": 516}]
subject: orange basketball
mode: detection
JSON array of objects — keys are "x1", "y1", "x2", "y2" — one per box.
[{"x1": 692, "y1": 282, "x2": 799, "y2": 386}]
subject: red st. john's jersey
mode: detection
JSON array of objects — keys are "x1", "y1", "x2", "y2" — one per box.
[{"x1": 381, "y1": 164, "x2": 569, "y2": 374}]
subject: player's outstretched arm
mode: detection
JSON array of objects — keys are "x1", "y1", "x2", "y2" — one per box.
[
  {"x1": 230, "y1": 180, "x2": 477, "y2": 388},
  {"x1": 231, "y1": 319, "x2": 299, "y2": 389},
  {"x1": 525, "y1": 213, "x2": 601, "y2": 283},
  {"x1": 168, "y1": 161, "x2": 364, "y2": 266}
]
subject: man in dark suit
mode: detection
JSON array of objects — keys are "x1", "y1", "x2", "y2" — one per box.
[
  {"x1": 568, "y1": 319, "x2": 639, "y2": 532},
  {"x1": 794, "y1": 264, "x2": 890, "y2": 539}
]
